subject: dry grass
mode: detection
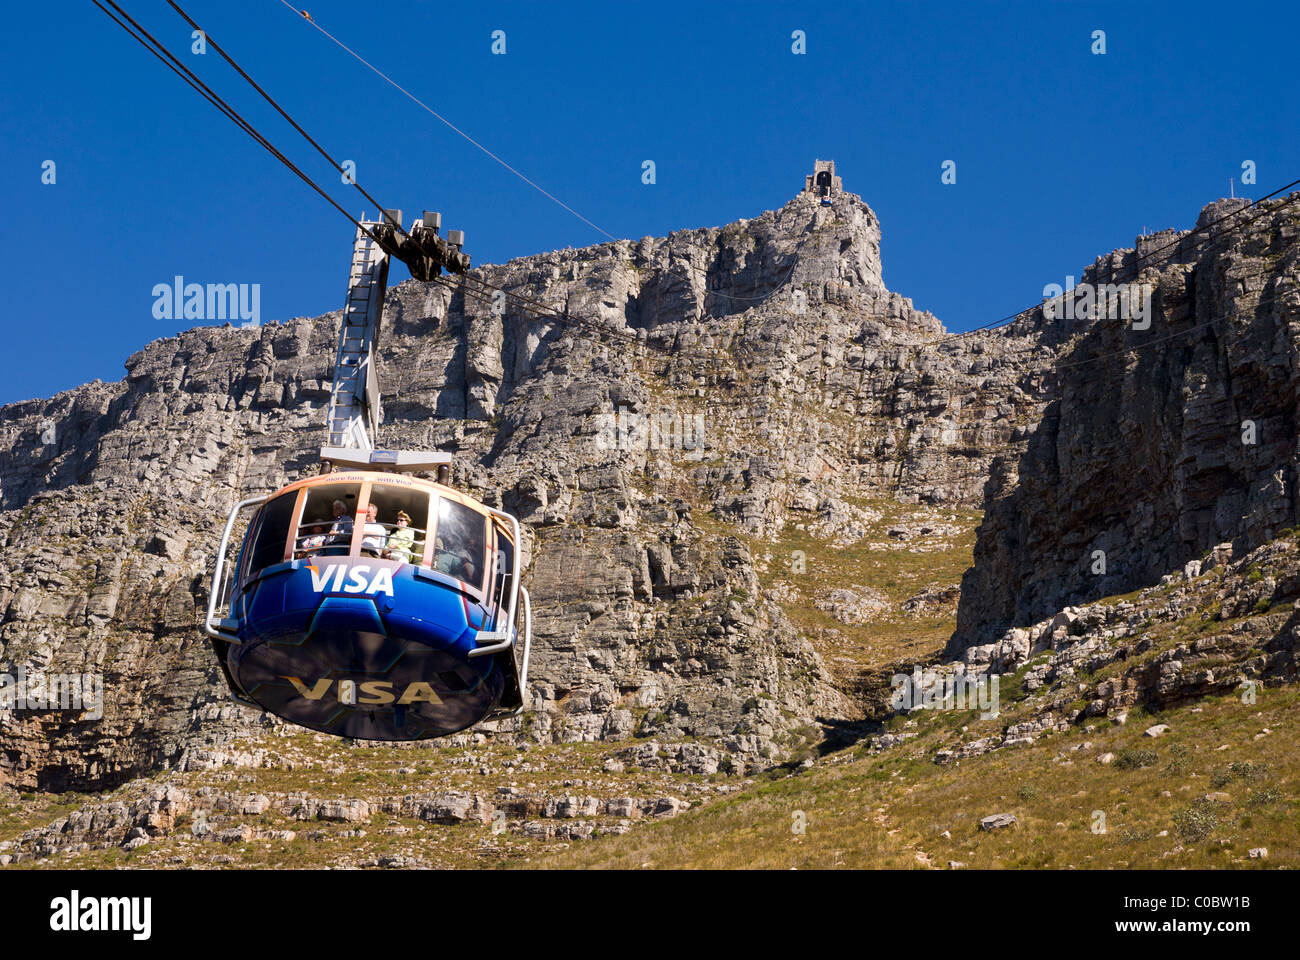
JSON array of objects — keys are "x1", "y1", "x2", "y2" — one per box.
[{"x1": 526, "y1": 686, "x2": 1298, "y2": 869}]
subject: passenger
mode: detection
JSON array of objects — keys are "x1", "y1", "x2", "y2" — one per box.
[
  {"x1": 432, "y1": 501, "x2": 484, "y2": 584},
  {"x1": 360, "y1": 503, "x2": 388, "y2": 556},
  {"x1": 385, "y1": 510, "x2": 416, "y2": 564},
  {"x1": 298, "y1": 521, "x2": 328, "y2": 556},
  {"x1": 462, "y1": 531, "x2": 482, "y2": 584},
  {"x1": 434, "y1": 537, "x2": 478, "y2": 583},
  {"x1": 324, "y1": 499, "x2": 354, "y2": 554},
  {"x1": 327, "y1": 499, "x2": 352, "y2": 536}
]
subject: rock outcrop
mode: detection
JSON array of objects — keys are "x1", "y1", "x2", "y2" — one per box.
[
  {"x1": 0, "y1": 183, "x2": 1047, "y2": 791},
  {"x1": 952, "y1": 196, "x2": 1300, "y2": 654}
]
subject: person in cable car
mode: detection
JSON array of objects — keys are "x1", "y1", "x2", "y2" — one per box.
[
  {"x1": 324, "y1": 499, "x2": 353, "y2": 554},
  {"x1": 385, "y1": 510, "x2": 416, "y2": 564},
  {"x1": 433, "y1": 498, "x2": 480, "y2": 583},
  {"x1": 360, "y1": 502, "x2": 388, "y2": 556},
  {"x1": 297, "y1": 521, "x2": 328, "y2": 557}
]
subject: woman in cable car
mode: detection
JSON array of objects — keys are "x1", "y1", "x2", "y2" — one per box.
[{"x1": 203, "y1": 469, "x2": 530, "y2": 741}]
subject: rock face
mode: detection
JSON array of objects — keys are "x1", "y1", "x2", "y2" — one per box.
[
  {"x1": 0, "y1": 184, "x2": 1047, "y2": 791},
  {"x1": 951, "y1": 196, "x2": 1300, "y2": 654},
  {"x1": 6, "y1": 174, "x2": 1296, "y2": 796}
]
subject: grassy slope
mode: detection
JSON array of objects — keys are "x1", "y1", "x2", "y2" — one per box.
[
  {"x1": 701, "y1": 497, "x2": 981, "y2": 705},
  {"x1": 525, "y1": 685, "x2": 1297, "y2": 870}
]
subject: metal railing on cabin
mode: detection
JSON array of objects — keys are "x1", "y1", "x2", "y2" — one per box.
[
  {"x1": 203, "y1": 495, "x2": 267, "y2": 640},
  {"x1": 470, "y1": 507, "x2": 523, "y2": 658},
  {"x1": 291, "y1": 518, "x2": 429, "y2": 563}
]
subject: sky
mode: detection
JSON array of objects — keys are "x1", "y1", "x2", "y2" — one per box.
[{"x1": 2, "y1": 0, "x2": 1297, "y2": 405}]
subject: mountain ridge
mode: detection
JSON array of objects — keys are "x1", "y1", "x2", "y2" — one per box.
[{"x1": 1, "y1": 180, "x2": 1294, "y2": 808}]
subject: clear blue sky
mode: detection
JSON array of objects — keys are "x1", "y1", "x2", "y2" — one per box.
[{"x1": 2, "y1": 0, "x2": 1296, "y2": 405}]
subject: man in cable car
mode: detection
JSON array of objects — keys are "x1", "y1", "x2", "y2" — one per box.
[
  {"x1": 324, "y1": 499, "x2": 353, "y2": 555},
  {"x1": 360, "y1": 502, "x2": 388, "y2": 556},
  {"x1": 434, "y1": 529, "x2": 476, "y2": 583}
]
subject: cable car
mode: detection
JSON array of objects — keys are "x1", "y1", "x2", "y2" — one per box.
[
  {"x1": 203, "y1": 458, "x2": 531, "y2": 741},
  {"x1": 203, "y1": 212, "x2": 530, "y2": 740}
]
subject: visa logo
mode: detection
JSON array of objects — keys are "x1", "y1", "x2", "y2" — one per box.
[
  {"x1": 280, "y1": 676, "x2": 444, "y2": 705},
  {"x1": 307, "y1": 563, "x2": 395, "y2": 596}
]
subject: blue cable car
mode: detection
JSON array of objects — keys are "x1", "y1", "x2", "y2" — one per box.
[
  {"x1": 202, "y1": 213, "x2": 530, "y2": 740},
  {"x1": 203, "y1": 468, "x2": 530, "y2": 740}
]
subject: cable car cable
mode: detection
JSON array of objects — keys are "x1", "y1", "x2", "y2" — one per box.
[
  {"x1": 121, "y1": 0, "x2": 1300, "y2": 378},
  {"x1": 92, "y1": 0, "x2": 392, "y2": 250},
  {"x1": 163, "y1": 0, "x2": 409, "y2": 240},
  {"x1": 275, "y1": 0, "x2": 619, "y2": 244}
]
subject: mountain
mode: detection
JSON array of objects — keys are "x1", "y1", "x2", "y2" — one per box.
[{"x1": 1, "y1": 168, "x2": 1297, "y2": 869}]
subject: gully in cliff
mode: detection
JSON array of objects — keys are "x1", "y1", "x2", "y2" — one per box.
[{"x1": 201, "y1": 214, "x2": 531, "y2": 741}]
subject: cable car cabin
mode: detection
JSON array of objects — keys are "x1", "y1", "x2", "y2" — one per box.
[{"x1": 203, "y1": 471, "x2": 531, "y2": 741}]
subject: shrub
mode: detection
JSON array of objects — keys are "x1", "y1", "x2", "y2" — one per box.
[
  {"x1": 1247, "y1": 788, "x2": 1279, "y2": 807},
  {"x1": 1115, "y1": 748, "x2": 1158, "y2": 770},
  {"x1": 1173, "y1": 798, "x2": 1220, "y2": 843},
  {"x1": 1163, "y1": 743, "x2": 1191, "y2": 775},
  {"x1": 1229, "y1": 761, "x2": 1268, "y2": 782},
  {"x1": 1119, "y1": 825, "x2": 1155, "y2": 844}
]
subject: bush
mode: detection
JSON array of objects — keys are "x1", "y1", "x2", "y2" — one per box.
[
  {"x1": 1229, "y1": 761, "x2": 1269, "y2": 783},
  {"x1": 1163, "y1": 743, "x2": 1191, "y2": 775},
  {"x1": 1247, "y1": 788, "x2": 1279, "y2": 807},
  {"x1": 1119, "y1": 825, "x2": 1155, "y2": 844},
  {"x1": 1173, "y1": 798, "x2": 1220, "y2": 843},
  {"x1": 1115, "y1": 748, "x2": 1159, "y2": 770}
]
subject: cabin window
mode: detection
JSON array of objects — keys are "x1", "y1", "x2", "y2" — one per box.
[
  {"x1": 246, "y1": 492, "x2": 297, "y2": 575},
  {"x1": 432, "y1": 498, "x2": 487, "y2": 589},
  {"x1": 364, "y1": 484, "x2": 432, "y2": 565},
  {"x1": 491, "y1": 523, "x2": 514, "y2": 612},
  {"x1": 294, "y1": 483, "x2": 363, "y2": 558}
]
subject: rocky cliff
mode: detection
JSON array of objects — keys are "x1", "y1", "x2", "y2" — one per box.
[
  {"x1": 0, "y1": 183, "x2": 1048, "y2": 791},
  {"x1": 952, "y1": 195, "x2": 1300, "y2": 654}
]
